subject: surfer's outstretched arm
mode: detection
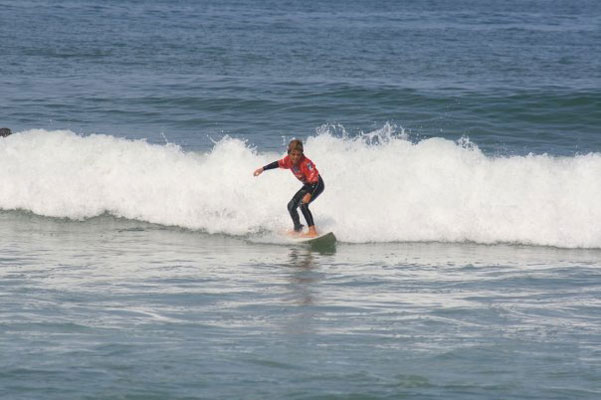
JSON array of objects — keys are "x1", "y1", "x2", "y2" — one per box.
[{"x1": 253, "y1": 161, "x2": 279, "y2": 176}]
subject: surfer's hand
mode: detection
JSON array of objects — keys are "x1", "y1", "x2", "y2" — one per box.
[
  {"x1": 253, "y1": 168, "x2": 263, "y2": 177},
  {"x1": 302, "y1": 193, "x2": 311, "y2": 204}
]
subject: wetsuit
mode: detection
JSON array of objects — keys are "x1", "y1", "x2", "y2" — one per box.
[{"x1": 263, "y1": 155, "x2": 325, "y2": 231}]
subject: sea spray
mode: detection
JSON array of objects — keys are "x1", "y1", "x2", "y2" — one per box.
[{"x1": 2, "y1": 128, "x2": 601, "y2": 248}]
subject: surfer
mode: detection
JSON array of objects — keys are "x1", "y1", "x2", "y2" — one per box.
[
  {"x1": 0, "y1": 128, "x2": 12, "y2": 137},
  {"x1": 253, "y1": 139, "x2": 324, "y2": 238}
]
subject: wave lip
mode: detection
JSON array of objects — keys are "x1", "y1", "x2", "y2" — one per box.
[{"x1": 2, "y1": 128, "x2": 601, "y2": 249}]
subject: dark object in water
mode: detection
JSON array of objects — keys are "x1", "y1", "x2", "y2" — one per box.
[{"x1": 0, "y1": 128, "x2": 12, "y2": 137}]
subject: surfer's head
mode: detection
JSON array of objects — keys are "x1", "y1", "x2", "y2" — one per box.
[
  {"x1": 0, "y1": 128, "x2": 12, "y2": 137},
  {"x1": 287, "y1": 139, "x2": 304, "y2": 164}
]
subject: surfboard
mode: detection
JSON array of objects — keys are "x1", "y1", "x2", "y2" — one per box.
[{"x1": 290, "y1": 231, "x2": 337, "y2": 250}]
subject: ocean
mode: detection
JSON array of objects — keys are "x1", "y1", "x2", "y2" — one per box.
[{"x1": 1, "y1": 0, "x2": 601, "y2": 398}]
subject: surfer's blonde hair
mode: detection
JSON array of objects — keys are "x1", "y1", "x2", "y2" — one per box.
[{"x1": 287, "y1": 139, "x2": 304, "y2": 154}]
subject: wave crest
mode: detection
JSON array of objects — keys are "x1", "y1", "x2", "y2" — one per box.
[{"x1": 2, "y1": 128, "x2": 601, "y2": 248}]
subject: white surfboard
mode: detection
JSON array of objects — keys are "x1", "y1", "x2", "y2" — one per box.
[{"x1": 289, "y1": 231, "x2": 337, "y2": 248}]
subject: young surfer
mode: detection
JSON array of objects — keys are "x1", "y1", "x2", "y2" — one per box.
[{"x1": 253, "y1": 139, "x2": 324, "y2": 238}]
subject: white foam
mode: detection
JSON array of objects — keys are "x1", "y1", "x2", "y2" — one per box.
[{"x1": 2, "y1": 128, "x2": 601, "y2": 248}]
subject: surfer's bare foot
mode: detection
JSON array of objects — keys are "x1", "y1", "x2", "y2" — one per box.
[
  {"x1": 286, "y1": 224, "x2": 305, "y2": 237},
  {"x1": 301, "y1": 226, "x2": 318, "y2": 238}
]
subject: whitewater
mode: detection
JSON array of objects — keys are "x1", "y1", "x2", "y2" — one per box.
[{"x1": 1, "y1": 127, "x2": 600, "y2": 248}]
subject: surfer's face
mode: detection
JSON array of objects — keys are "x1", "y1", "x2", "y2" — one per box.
[{"x1": 289, "y1": 149, "x2": 303, "y2": 165}]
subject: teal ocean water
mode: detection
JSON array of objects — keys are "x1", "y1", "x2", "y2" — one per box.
[{"x1": 1, "y1": 1, "x2": 601, "y2": 398}]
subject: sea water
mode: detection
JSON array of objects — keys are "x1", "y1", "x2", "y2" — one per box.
[{"x1": 1, "y1": 0, "x2": 601, "y2": 399}]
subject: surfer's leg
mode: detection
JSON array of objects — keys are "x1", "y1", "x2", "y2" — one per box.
[
  {"x1": 299, "y1": 177, "x2": 324, "y2": 235},
  {"x1": 287, "y1": 189, "x2": 306, "y2": 232},
  {"x1": 308, "y1": 176, "x2": 324, "y2": 203},
  {"x1": 300, "y1": 204, "x2": 315, "y2": 226},
  {"x1": 299, "y1": 204, "x2": 317, "y2": 238}
]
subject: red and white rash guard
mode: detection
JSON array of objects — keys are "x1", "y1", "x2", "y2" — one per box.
[{"x1": 277, "y1": 155, "x2": 320, "y2": 185}]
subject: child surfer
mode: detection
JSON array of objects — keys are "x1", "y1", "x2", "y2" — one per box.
[{"x1": 253, "y1": 139, "x2": 324, "y2": 238}]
